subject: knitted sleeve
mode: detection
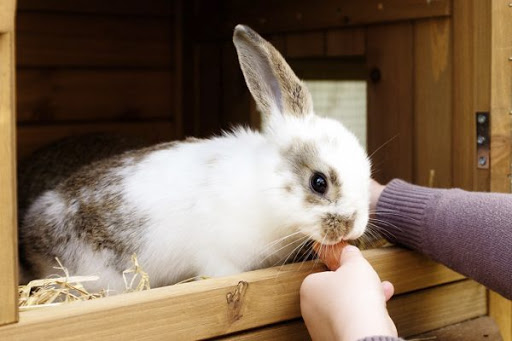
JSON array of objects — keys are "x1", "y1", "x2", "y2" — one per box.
[{"x1": 376, "y1": 179, "x2": 512, "y2": 299}]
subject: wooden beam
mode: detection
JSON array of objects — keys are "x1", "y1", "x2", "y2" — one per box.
[
  {"x1": 16, "y1": 70, "x2": 174, "y2": 123},
  {"x1": 326, "y1": 28, "x2": 365, "y2": 57},
  {"x1": 0, "y1": 0, "x2": 15, "y2": 33},
  {"x1": 16, "y1": 12, "x2": 173, "y2": 68},
  {"x1": 0, "y1": 247, "x2": 465, "y2": 339},
  {"x1": 195, "y1": 0, "x2": 451, "y2": 39},
  {"x1": 489, "y1": 0, "x2": 512, "y2": 194},
  {"x1": 489, "y1": 0, "x2": 512, "y2": 337},
  {"x1": 0, "y1": 31, "x2": 19, "y2": 326},
  {"x1": 221, "y1": 280, "x2": 486, "y2": 340},
  {"x1": 367, "y1": 23, "x2": 414, "y2": 184},
  {"x1": 17, "y1": 121, "x2": 175, "y2": 159},
  {"x1": 452, "y1": 0, "x2": 492, "y2": 191},
  {"x1": 17, "y1": 0, "x2": 173, "y2": 16},
  {"x1": 413, "y1": 18, "x2": 452, "y2": 188}
]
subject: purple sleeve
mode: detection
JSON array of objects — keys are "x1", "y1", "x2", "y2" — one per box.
[{"x1": 376, "y1": 179, "x2": 512, "y2": 299}]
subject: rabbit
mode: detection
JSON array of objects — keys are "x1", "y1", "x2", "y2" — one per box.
[{"x1": 19, "y1": 25, "x2": 371, "y2": 292}]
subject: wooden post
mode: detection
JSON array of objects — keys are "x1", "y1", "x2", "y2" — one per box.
[
  {"x1": 0, "y1": 0, "x2": 19, "y2": 327},
  {"x1": 489, "y1": 1, "x2": 512, "y2": 340}
]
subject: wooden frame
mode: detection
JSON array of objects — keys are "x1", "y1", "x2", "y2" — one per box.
[
  {"x1": 0, "y1": 247, "x2": 480, "y2": 339},
  {"x1": 2, "y1": 0, "x2": 511, "y2": 339},
  {"x1": 0, "y1": 0, "x2": 18, "y2": 327}
]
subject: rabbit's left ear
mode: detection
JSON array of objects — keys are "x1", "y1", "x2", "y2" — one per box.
[{"x1": 233, "y1": 25, "x2": 313, "y2": 124}]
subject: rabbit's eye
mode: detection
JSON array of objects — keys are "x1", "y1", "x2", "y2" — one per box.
[{"x1": 310, "y1": 172, "x2": 328, "y2": 195}]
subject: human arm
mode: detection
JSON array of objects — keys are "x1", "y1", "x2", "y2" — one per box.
[{"x1": 372, "y1": 179, "x2": 512, "y2": 299}]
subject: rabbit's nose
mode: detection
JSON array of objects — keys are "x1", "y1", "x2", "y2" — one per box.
[{"x1": 321, "y1": 213, "x2": 355, "y2": 242}]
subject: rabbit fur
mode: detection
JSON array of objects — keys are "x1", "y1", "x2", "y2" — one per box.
[{"x1": 19, "y1": 25, "x2": 371, "y2": 292}]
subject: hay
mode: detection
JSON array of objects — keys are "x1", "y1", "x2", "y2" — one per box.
[{"x1": 19, "y1": 254, "x2": 150, "y2": 311}]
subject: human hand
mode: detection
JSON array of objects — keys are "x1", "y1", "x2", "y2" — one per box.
[
  {"x1": 300, "y1": 245, "x2": 397, "y2": 341},
  {"x1": 370, "y1": 179, "x2": 386, "y2": 214}
]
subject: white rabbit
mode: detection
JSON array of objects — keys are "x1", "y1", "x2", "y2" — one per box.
[{"x1": 19, "y1": 25, "x2": 371, "y2": 292}]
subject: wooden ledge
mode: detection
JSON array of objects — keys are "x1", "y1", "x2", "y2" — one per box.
[{"x1": 0, "y1": 247, "x2": 466, "y2": 340}]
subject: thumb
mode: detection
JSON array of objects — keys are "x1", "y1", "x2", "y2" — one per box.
[{"x1": 339, "y1": 245, "x2": 363, "y2": 264}]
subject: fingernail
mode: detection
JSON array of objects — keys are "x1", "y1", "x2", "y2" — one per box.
[{"x1": 343, "y1": 245, "x2": 360, "y2": 254}]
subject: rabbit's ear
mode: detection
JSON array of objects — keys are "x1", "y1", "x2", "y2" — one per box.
[{"x1": 233, "y1": 25, "x2": 313, "y2": 125}]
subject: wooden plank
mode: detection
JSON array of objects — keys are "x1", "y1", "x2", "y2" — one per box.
[
  {"x1": 0, "y1": 32, "x2": 19, "y2": 326},
  {"x1": 0, "y1": 0, "x2": 15, "y2": 33},
  {"x1": 452, "y1": 0, "x2": 492, "y2": 191},
  {"x1": 17, "y1": 70, "x2": 173, "y2": 123},
  {"x1": 326, "y1": 28, "x2": 365, "y2": 57},
  {"x1": 198, "y1": 0, "x2": 451, "y2": 38},
  {"x1": 195, "y1": 43, "x2": 222, "y2": 137},
  {"x1": 367, "y1": 23, "x2": 414, "y2": 184},
  {"x1": 222, "y1": 280, "x2": 486, "y2": 340},
  {"x1": 219, "y1": 319, "x2": 310, "y2": 341},
  {"x1": 17, "y1": 121, "x2": 175, "y2": 159},
  {"x1": 221, "y1": 42, "x2": 251, "y2": 129},
  {"x1": 488, "y1": 3, "x2": 512, "y2": 338},
  {"x1": 413, "y1": 19, "x2": 452, "y2": 188},
  {"x1": 286, "y1": 32, "x2": 325, "y2": 58},
  {"x1": 0, "y1": 247, "x2": 465, "y2": 339},
  {"x1": 490, "y1": 291, "x2": 512, "y2": 341},
  {"x1": 363, "y1": 247, "x2": 465, "y2": 295},
  {"x1": 389, "y1": 280, "x2": 487, "y2": 337},
  {"x1": 17, "y1": 0, "x2": 173, "y2": 16},
  {"x1": 412, "y1": 316, "x2": 502, "y2": 340},
  {"x1": 16, "y1": 12, "x2": 173, "y2": 67},
  {"x1": 490, "y1": 0, "x2": 512, "y2": 194}
]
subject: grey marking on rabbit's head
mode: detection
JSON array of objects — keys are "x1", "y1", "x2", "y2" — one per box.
[
  {"x1": 283, "y1": 140, "x2": 343, "y2": 206},
  {"x1": 233, "y1": 25, "x2": 313, "y2": 127}
]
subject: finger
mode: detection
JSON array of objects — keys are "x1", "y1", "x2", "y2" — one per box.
[
  {"x1": 381, "y1": 281, "x2": 394, "y2": 301},
  {"x1": 339, "y1": 245, "x2": 363, "y2": 265}
]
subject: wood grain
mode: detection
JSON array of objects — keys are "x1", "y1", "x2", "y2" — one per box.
[
  {"x1": 0, "y1": 31, "x2": 19, "y2": 327},
  {"x1": 326, "y1": 28, "x2": 365, "y2": 57},
  {"x1": 490, "y1": 0, "x2": 512, "y2": 194},
  {"x1": 222, "y1": 280, "x2": 487, "y2": 340},
  {"x1": 488, "y1": 2, "x2": 512, "y2": 338},
  {"x1": 452, "y1": 0, "x2": 493, "y2": 191},
  {"x1": 0, "y1": 247, "x2": 465, "y2": 339},
  {"x1": 221, "y1": 42, "x2": 251, "y2": 129},
  {"x1": 17, "y1": 121, "x2": 175, "y2": 159},
  {"x1": 0, "y1": 0, "x2": 15, "y2": 33},
  {"x1": 413, "y1": 19, "x2": 452, "y2": 188},
  {"x1": 390, "y1": 280, "x2": 486, "y2": 337},
  {"x1": 412, "y1": 316, "x2": 503, "y2": 341},
  {"x1": 16, "y1": 12, "x2": 173, "y2": 67},
  {"x1": 17, "y1": 0, "x2": 173, "y2": 16},
  {"x1": 198, "y1": 0, "x2": 451, "y2": 38},
  {"x1": 286, "y1": 32, "x2": 325, "y2": 58},
  {"x1": 367, "y1": 23, "x2": 414, "y2": 184},
  {"x1": 17, "y1": 70, "x2": 173, "y2": 123},
  {"x1": 490, "y1": 291, "x2": 512, "y2": 341}
]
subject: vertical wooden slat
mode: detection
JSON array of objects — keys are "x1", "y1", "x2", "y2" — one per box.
[
  {"x1": 367, "y1": 23, "x2": 414, "y2": 184},
  {"x1": 489, "y1": 1, "x2": 512, "y2": 340},
  {"x1": 413, "y1": 18, "x2": 452, "y2": 188},
  {"x1": 490, "y1": 0, "x2": 512, "y2": 194},
  {"x1": 0, "y1": 31, "x2": 19, "y2": 326},
  {"x1": 326, "y1": 28, "x2": 365, "y2": 57},
  {"x1": 286, "y1": 31, "x2": 325, "y2": 58},
  {"x1": 195, "y1": 43, "x2": 222, "y2": 137},
  {"x1": 452, "y1": 0, "x2": 492, "y2": 191},
  {"x1": 221, "y1": 42, "x2": 251, "y2": 130}
]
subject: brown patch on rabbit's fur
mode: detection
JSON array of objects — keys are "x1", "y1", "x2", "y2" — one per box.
[
  {"x1": 321, "y1": 213, "x2": 354, "y2": 242},
  {"x1": 19, "y1": 135, "x2": 190, "y2": 279}
]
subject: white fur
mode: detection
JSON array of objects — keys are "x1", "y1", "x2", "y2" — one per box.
[{"x1": 20, "y1": 25, "x2": 371, "y2": 290}]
